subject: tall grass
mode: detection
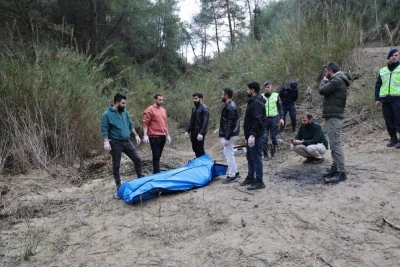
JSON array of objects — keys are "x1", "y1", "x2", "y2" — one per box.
[
  {"x1": 166, "y1": 7, "x2": 361, "y2": 127},
  {"x1": 0, "y1": 45, "x2": 109, "y2": 172}
]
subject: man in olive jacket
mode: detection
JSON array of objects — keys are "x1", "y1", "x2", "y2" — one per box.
[{"x1": 319, "y1": 62, "x2": 350, "y2": 184}]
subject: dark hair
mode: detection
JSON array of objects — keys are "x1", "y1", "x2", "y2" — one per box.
[
  {"x1": 114, "y1": 92, "x2": 126, "y2": 103},
  {"x1": 302, "y1": 112, "x2": 313, "y2": 120},
  {"x1": 325, "y1": 62, "x2": 340, "y2": 73},
  {"x1": 223, "y1": 88, "x2": 233, "y2": 98},
  {"x1": 154, "y1": 93, "x2": 163, "y2": 100},
  {"x1": 192, "y1": 92, "x2": 203, "y2": 99},
  {"x1": 247, "y1": 81, "x2": 260, "y2": 93}
]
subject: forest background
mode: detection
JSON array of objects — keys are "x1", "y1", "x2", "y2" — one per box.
[{"x1": 1, "y1": 0, "x2": 400, "y2": 173}]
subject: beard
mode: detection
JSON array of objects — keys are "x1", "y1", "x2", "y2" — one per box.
[
  {"x1": 247, "y1": 93, "x2": 253, "y2": 97},
  {"x1": 118, "y1": 106, "x2": 125, "y2": 112},
  {"x1": 194, "y1": 101, "x2": 200, "y2": 106},
  {"x1": 221, "y1": 97, "x2": 226, "y2": 103}
]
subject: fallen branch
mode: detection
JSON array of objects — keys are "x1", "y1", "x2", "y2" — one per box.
[
  {"x1": 383, "y1": 218, "x2": 400, "y2": 231},
  {"x1": 233, "y1": 197, "x2": 251, "y2": 202},
  {"x1": 317, "y1": 255, "x2": 334, "y2": 267},
  {"x1": 234, "y1": 187, "x2": 254, "y2": 196}
]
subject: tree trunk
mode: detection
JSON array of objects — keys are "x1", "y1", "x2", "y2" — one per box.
[
  {"x1": 211, "y1": 2, "x2": 220, "y2": 56},
  {"x1": 321, "y1": 0, "x2": 329, "y2": 43},
  {"x1": 89, "y1": 0, "x2": 99, "y2": 56},
  {"x1": 225, "y1": 0, "x2": 234, "y2": 48}
]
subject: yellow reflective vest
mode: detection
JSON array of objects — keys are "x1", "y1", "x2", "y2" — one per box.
[
  {"x1": 379, "y1": 65, "x2": 400, "y2": 97},
  {"x1": 263, "y1": 92, "x2": 279, "y2": 117}
]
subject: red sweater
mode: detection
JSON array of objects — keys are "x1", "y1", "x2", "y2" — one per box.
[{"x1": 142, "y1": 105, "x2": 168, "y2": 136}]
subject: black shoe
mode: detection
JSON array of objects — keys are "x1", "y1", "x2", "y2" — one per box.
[
  {"x1": 387, "y1": 139, "x2": 398, "y2": 147},
  {"x1": 235, "y1": 172, "x2": 241, "y2": 178},
  {"x1": 322, "y1": 166, "x2": 337, "y2": 178},
  {"x1": 311, "y1": 158, "x2": 324, "y2": 164},
  {"x1": 240, "y1": 177, "x2": 255, "y2": 186},
  {"x1": 247, "y1": 182, "x2": 266, "y2": 190},
  {"x1": 396, "y1": 142, "x2": 400, "y2": 149},
  {"x1": 303, "y1": 157, "x2": 315, "y2": 164},
  {"x1": 222, "y1": 176, "x2": 237, "y2": 184},
  {"x1": 324, "y1": 172, "x2": 347, "y2": 184}
]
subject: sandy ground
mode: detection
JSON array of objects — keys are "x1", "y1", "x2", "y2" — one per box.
[{"x1": 1, "y1": 47, "x2": 400, "y2": 266}]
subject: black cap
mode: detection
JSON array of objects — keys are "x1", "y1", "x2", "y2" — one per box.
[{"x1": 387, "y1": 48, "x2": 399, "y2": 59}]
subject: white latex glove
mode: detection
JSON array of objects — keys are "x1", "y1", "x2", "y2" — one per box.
[
  {"x1": 135, "y1": 135, "x2": 141, "y2": 145},
  {"x1": 223, "y1": 139, "x2": 230, "y2": 146},
  {"x1": 166, "y1": 135, "x2": 171, "y2": 144},
  {"x1": 248, "y1": 135, "x2": 255, "y2": 147},
  {"x1": 143, "y1": 135, "x2": 149, "y2": 144},
  {"x1": 197, "y1": 134, "x2": 203, "y2": 141},
  {"x1": 184, "y1": 132, "x2": 190, "y2": 138},
  {"x1": 104, "y1": 140, "x2": 111, "y2": 151}
]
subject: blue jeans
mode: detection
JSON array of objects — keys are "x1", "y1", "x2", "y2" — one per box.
[
  {"x1": 246, "y1": 133, "x2": 266, "y2": 183},
  {"x1": 283, "y1": 104, "x2": 297, "y2": 129}
]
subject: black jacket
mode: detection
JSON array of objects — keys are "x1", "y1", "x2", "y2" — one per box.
[
  {"x1": 187, "y1": 103, "x2": 209, "y2": 135},
  {"x1": 243, "y1": 94, "x2": 266, "y2": 139},
  {"x1": 279, "y1": 85, "x2": 298, "y2": 106},
  {"x1": 219, "y1": 100, "x2": 240, "y2": 139}
]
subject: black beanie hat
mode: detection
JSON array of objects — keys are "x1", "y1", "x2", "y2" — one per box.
[
  {"x1": 387, "y1": 48, "x2": 399, "y2": 59},
  {"x1": 289, "y1": 81, "x2": 298, "y2": 89}
]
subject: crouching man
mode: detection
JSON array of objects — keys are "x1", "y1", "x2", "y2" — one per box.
[{"x1": 291, "y1": 112, "x2": 328, "y2": 164}]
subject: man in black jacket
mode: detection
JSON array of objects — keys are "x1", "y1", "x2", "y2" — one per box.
[
  {"x1": 240, "y1": 82, "x2": 267, "y2": 190},
  {"x1": 185, "y1": 93, "x2": 209, "y2": 157},
  {"x1": 219, "y1": 88, "x2": 240, "y2": 184},
  {"x1": 279, "y1": 81, "x2": 299, "y2": 133}
]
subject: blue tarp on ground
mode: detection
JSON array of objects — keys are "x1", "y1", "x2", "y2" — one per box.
[{"x1": 116, "y1": 154, "x2": 227, "y2": 204}]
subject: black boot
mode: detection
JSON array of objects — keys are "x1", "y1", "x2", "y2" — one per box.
[
  {"x1": 271, "y1": 142, "x2": 277, "y2": 157},
  {"x1": 324, "y1": 172, "x2": 347, "y2": 184},
  {"x1": 292, "y1": 124, "x2": 296, "y2": 133},
  {"x1": 322, "y1": 166, "x2": 337, "y2": 178},
  {"x1": 387, "y1": 133, "x2": 398, "y2": 147},
  {"x1": 240, "y1": 176, "x2": 255, "y2": 186}
]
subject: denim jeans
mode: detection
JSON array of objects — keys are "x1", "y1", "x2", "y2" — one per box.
[
  {"x1": 263, "y1": 116, "x2": 278, "y2": 157},
  {"x1": 149, "y1": 136, "x2": 166, "y2": 174},
  {"x1": 110, "y1": 139, "x2": 142, "y2": 185},
  {"x1": 246, "y1": 133, "x2": 266, "y2": 183},
  {"x1": 325, "y1": 118, "x2": 345, "y2": 173},
  {"x1": 283, "y1": 104, "x2": 297, "y2": 129},
  {"x1": 190, "y1": 132, "x2": 205, "y2": 158}
]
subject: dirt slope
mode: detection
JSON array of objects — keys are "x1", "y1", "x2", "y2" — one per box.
[{"x1": 1, "y1": 47, "x2": 400, "y2": 266}]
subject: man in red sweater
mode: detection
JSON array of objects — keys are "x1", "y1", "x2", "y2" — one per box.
[{"x1": 142, "y1": 93, "x2": 171, "y2": 174}]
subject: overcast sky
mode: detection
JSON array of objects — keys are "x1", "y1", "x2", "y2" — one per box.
[{"x1": 177, "y1": 0, "x2": 200, "y2": 22}]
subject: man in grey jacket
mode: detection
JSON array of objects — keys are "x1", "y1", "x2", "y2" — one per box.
[{"x1": 319, "y1": 62, "x2": 350, "y2": 184}]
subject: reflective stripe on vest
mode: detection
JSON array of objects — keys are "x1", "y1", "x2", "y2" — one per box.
[
  {"x1": 379, "y1": 65, "x2": 400, "y2": 97},
  {"x1": 264, "y1": 92, "x2": 279, "y2": 117}
]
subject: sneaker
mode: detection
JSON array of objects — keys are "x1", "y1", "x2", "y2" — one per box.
[
  {"x1": 303, "y1": 157, "x2": 315, "y2": 164},
  {"x1": 240, "y1": 177, "x2": 255, "y2": 186},
  {"x1": 387, "y1": 139, "x2": 398, "y2": 147},
  {"x1": 222, "y1": 176, "x2": 237, "y2": 184},
  {"x1": 322, "y1": 166, "x2": 337, "y2": 178},
  {"x1": 311, "y1": 158, "x2": 324, "y2": 164},
  {"x1": 396, "y1": 142, "x2": 400, "y2": 149},
  {"x1": 324, "y1": 172, "x2": 347, "y2": 184},
  {"x1": 247, "y1": 182, "x2": 266, "y2": 190}
]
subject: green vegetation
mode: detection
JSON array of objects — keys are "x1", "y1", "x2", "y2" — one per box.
[{"x1": 0, "y1": 0, "x2": 397, "y2": 172}]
